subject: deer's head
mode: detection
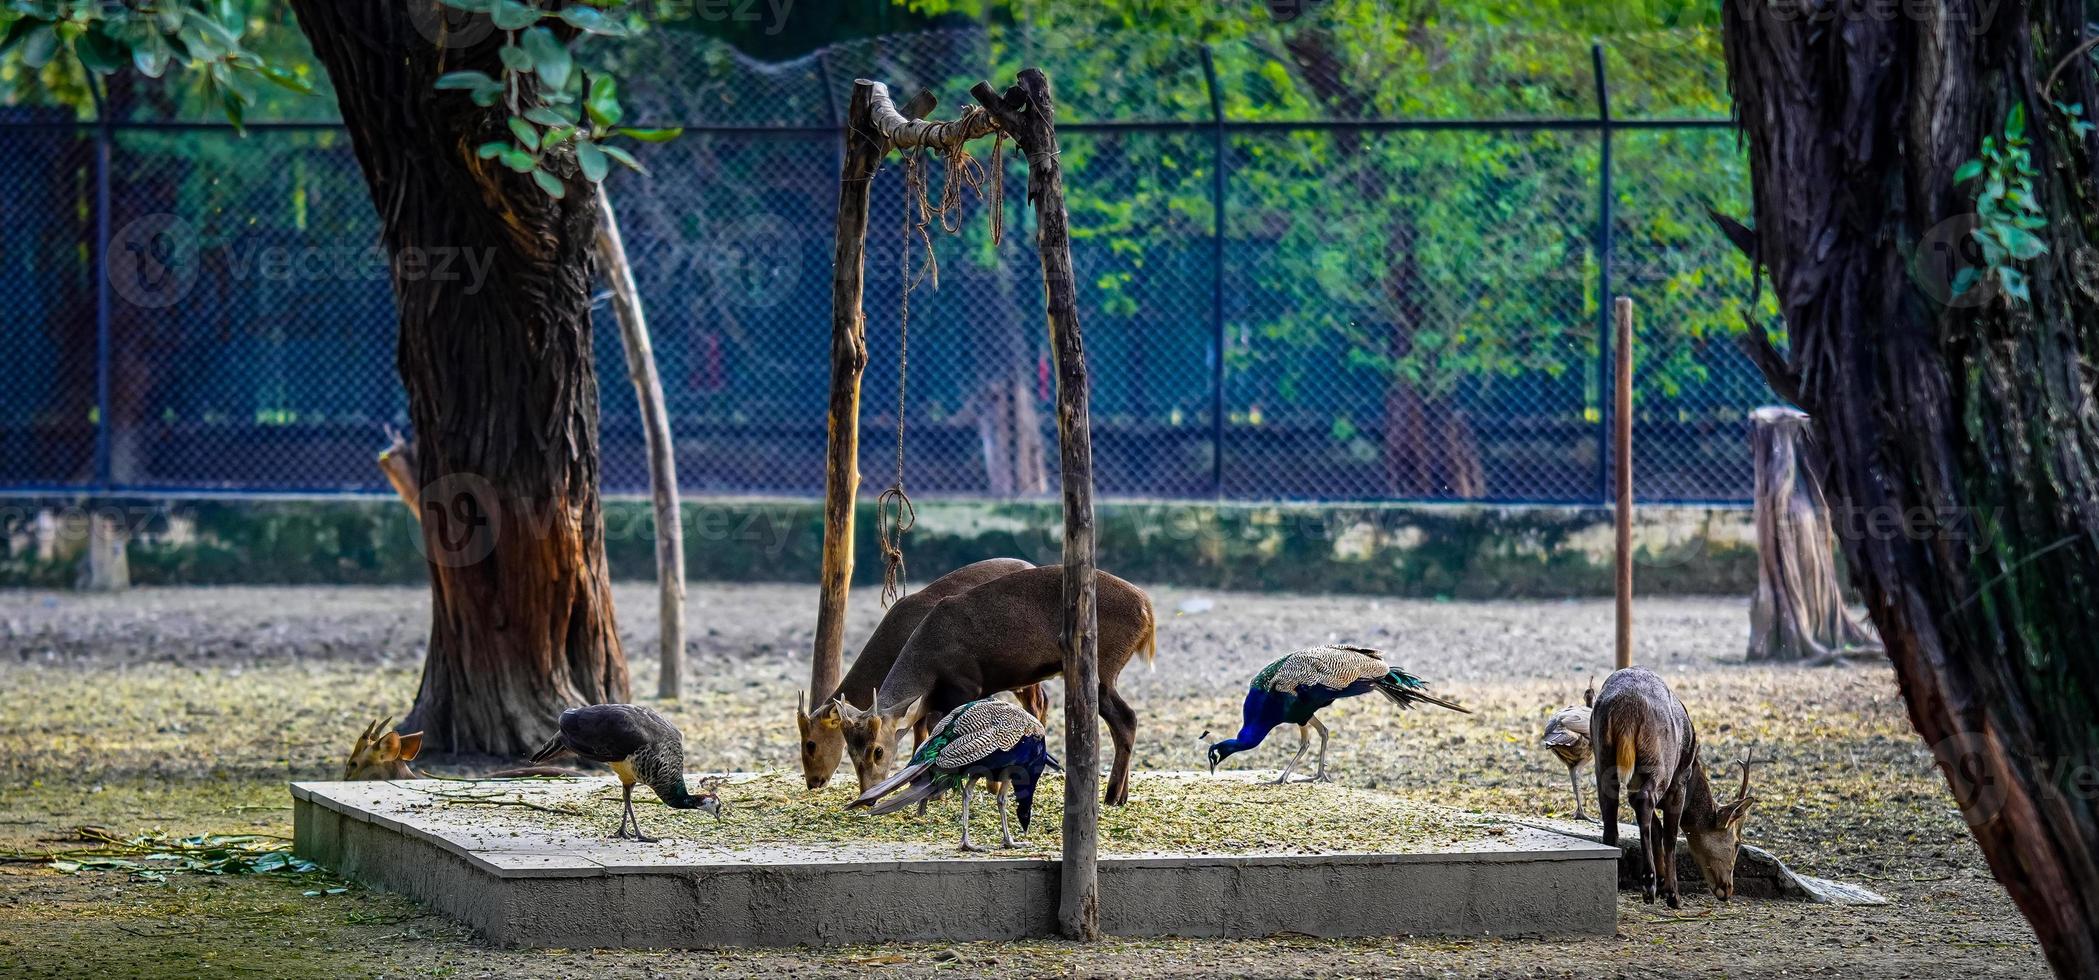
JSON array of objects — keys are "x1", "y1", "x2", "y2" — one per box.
[
  {"x1": 795, "y1": 691, "x2": 849, "y2": 790},
  {"x1": 841, "y1": 698, "x2": 918, "y2": 796},
  {"x1": 1685, "y1": 751, "x2": 1758, "y2": 900},
  {"x1": 344, "y1": 717, "x2": 424, "y2": 781}
]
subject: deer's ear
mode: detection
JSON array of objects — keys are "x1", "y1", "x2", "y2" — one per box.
[
  {"x1": 376, "y1": 732, "x2": 403, "y2": 761},
  {"x1": 1720, "y1": 796, "x2": 1755, "y2": 828},
  {"x1": 819, "y1": 711, "x2": 843, "y2": 730},
  {"x1": 396, "y1": 732, "x2": 424, "y2": 761}
]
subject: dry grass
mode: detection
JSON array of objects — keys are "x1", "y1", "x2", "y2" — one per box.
[{"x1": 0, "y1": 582, "x2": 2049, "y2": 979}]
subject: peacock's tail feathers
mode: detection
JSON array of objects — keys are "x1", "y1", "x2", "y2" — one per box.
[
  {"x1": 850, "y1": 758, "x2": 934, "y2": 809},
  {"x1": 1374, "y1": 672, "x2": 1471, "y2": 713},
  {"x1": 864, "y1": 776, "x2": 945, "y2": 816}
]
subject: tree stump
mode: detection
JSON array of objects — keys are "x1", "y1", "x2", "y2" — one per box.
[{"x1": 1745, "y1": 406, "x2": 1879, "y2": 662}]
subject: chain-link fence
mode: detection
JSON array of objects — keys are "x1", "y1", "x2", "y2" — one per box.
[{"x1": 0, "y1": 25, "x2": 1771, "y2": 504}]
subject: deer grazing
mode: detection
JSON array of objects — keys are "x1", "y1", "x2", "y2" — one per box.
[
  {"x1": 842, "y1": 565, "x2": 1156, "y2": 805},
  {"x1": 343, "y1": 718, "x2": 424, "y2": 780},
  {"x1": 1591, "y1": 666, "x2": 1757, "y2": 906},
  {"x1": 795, "y1": 557, "x2": 1043, "y2": 791}
]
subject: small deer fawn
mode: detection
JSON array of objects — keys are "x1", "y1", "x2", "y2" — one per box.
[
  {"x1": 796, "y1": 558, "x2": 1042, "y2": 791},
  {"x1": 843, "y1": 565, "x2": 1156, "y2": 805},
  {"x1": 1591, "y1": 667, "x2": 1756, "y2": 907}
]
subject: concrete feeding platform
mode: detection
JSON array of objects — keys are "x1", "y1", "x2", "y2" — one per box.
[{"x1": 292, "y1": 772, "x2": 1618, "y2": 947}]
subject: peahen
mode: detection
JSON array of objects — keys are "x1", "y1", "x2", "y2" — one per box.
[
  {"x1": 1207, "y1": 644, "x2": 1470, "y2": 783},
  {"x1": 530, "y1": 704, "x2": 722, "y2": 841},
  {"x1": 847, "y1": 698, "x2": 1059, "y2": 851},
  {"x1": 1540, "y1": 679, "x2": 1597, "y2": 820}
]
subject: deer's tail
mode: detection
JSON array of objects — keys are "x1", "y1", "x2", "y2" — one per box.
[{"x1": 1142, "y1": 601, "x2": 1158, "y2": 672}]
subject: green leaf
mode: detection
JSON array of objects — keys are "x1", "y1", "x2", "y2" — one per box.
[
  {"x1": 531, "y1": 167, "x2": 566, "y2": 198},
  {"x1": 615, "y1": 126, "x2": 683, "y2": 143},
  {"x1": 475, "y1": 141, "x2": 509, "y2": 159},
  {"x1": 2006, "y1": 102, "x2": 2027, "y2": 139},
  {"x1": 576, "y1": 139, "x2": 608, "y2": 182},
  {"x1": 1999, "y1": 266, "x2": 2030, "y2": 302},
  {"x1": 598, "y1": 143, "x2": 645, "y2": 174},
  {"x1": 257, "y1": 64, "x2": 313, "y2": 94},
  {"x1": 498, "y1": 42, "x2": 532, "y2": 73},
  {"x1": 1952, "y1": 159, "x2": 1983, "y2": 184},
  {"x1": 1999, "y1": 226, "x2": 2048, "y2": 261},
  {"x1": 523, "y1": 106, "x2": 569, "y2": 127},
  {"x1": 489, "y1": 0, "x2": 538, "y2": 30},
  {"x1": 508, "y1": 116, "x2": 539, "y2": 150},
  {"x1": 130, "y1": 30, "x2": 171, "y2": 77},
  {"x1": 1951, "y1": 266, "x2": 1980, "y2": 297},
  {"x1": 73, "y1": 28, "x2": 127, "y2": 74},
  {"x1": 0, "y1": 16, "x2": 42, "y2": 58},
  {"x1": 521, "y1": 26, "x2": 569, "y2": 90},
  {"x1": 585, "y1": 73, "x2": 622, "y2": 128},
  {"x1": 434, "y1": 70, "x2": 497, "y2": 91},
  {"x1": 500, "y1": 148, "x2": 535, "y2": 172},
  {"x1": 558, "y1": 6, "x2": 625, "y2": 34},
  {"x1": 18, "y1": 22, "x2": 59, "y2": 68}
]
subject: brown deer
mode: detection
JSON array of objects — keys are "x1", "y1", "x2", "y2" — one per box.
[
  {"x1": 1591, "y1": 666, "x2": 1756, "y2": 907},
  {"x1": 843, "y1": 565, "x2": 1156, "y2": 805},
  {"x1": 342, "y1": 717, "x2": 424, "y2": 780},
  {"x1": 795, "y1": 558, "x2": 1043, "y2": 791}
]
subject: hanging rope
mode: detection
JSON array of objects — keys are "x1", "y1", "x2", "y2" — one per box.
[{"x1": 876, "y1": 133, "x2": 1005, "y2": 607}]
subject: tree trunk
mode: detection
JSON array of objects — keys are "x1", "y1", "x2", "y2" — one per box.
[
  {"x1": 1723, "y1": 3, "x2": 2099, "y2": 974},
  {"x1": 289, "y1": 0, "x2": 628, "y2": 757},
  {"x1": 1745, "y1": 406, "x2": 1882, "y2": 662}
]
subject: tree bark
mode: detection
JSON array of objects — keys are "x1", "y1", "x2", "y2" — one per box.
[
  {"x1": 973, "y1": 68, "x2": 1102, "y2": 943},
  {"x1": 1745, "y1": 406, "x2": 1882, "y2": 663},
  {"x1": 1724, "y1": 2, "x2": 2099, "y2": 973},
  {"x1": 289, "y1": 0, "x2": 628, "y2": 757},
  {"x1": 596, "y1": 185, "x2": 686, "y2": 701}
]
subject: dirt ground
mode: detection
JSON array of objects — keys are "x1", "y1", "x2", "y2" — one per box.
[{"x1": 0, "y1": 582, "x2": 2046, "y2": 979}]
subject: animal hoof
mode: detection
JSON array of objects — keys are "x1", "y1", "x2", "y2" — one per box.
[{"x1": 1665, "y1": 894, "x2": 1681, "y2": 910}]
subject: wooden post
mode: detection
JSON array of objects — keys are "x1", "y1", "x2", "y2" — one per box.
[
  {"x1": 814, "y1": 83, "x2": 997, "y2": 704},
  {"x1": 83, "y1": 507, "x2": 128, "y2": 591},
  {"x1": 1613, "y1": 296, "x2": 1634, "y2": 670},
  {"x1": 812, "y1": 84, "x2": 884, "y2": 705},
  {"x1": 975, "y1": 68, "x2": 1101, "y2": 942},
  {"x1": 596, "y1": 185, "x2": 687, "y2": 700}
]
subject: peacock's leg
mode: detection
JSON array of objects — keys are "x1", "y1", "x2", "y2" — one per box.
[
  {"x1": 959, "y1": 777, "x2": 987, "y2": 852},
  {"x1": 1308, "y1": 716, "x2": 1332, "y2": 782},
  {"x1": 614, "y1": 783, "x2": 636, "y2": 839},
  {"x1": 996, "y1": 779, "x2": 1017, "y2": 848},
  {"x1": 1276, "y1": 725, "x2": 1311, "y2": 784},
  {"x1": 1569, "y1": 764, "x2": 1590, "y2": 822}
]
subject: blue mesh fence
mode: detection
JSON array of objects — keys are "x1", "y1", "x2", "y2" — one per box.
[{"x1": 0, "y1": 27, "x2": 1768, "y2": 503}]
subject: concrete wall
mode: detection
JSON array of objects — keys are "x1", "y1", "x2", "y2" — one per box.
[{"x1": 5, "y1": 498, "x2": 1756, "y2": 597}]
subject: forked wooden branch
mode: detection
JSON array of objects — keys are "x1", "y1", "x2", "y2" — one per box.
[{"x1": 858, "y1": 80, "x2": 999, "y2": 151}]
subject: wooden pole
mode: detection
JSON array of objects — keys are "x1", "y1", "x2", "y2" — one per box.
[
  {"x1": 811, "y1": 82, "x2": 979, "y2": 706},
  {"x1": 812, "y1": 83, "x2": 885, "y2": 705},
  {"x1": 1613, "y1": 296, "x2": 1634, "y2": 670},
  {"x1": 974, "y1": 68, "x2": 1101, "y2": 943},
  {"x1": 596, "y1": 185, "x2": 686, "y2": 700}
]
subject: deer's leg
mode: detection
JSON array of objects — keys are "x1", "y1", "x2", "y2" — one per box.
[
  {"x1": 1597, "y1": 748, "x2": 1621, "y2": 846},
  {"x1": 1099, "y1": 685, "x2": 1137, "y2": 805},
  {"x1": 1277, "y1": 725, "x2": 1312, "y2": 784},
  {"x1": 1308, "y1": 716, "x2": 1332, "y2": 782},
  {"x1": 1659, "y1": 784, "x2": 1686, "y2": 908},
  {"x1": 1629, "y1": 787, "x2": 1659, "y2": 904}
]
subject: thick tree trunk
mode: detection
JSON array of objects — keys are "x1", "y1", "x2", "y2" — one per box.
[
  {"x1": 1745, "y1": 406, "x2": 1882, "y2": 662},
  {"x1": 290, "y1": 0, "x2": 628, "y2": 757},
  {"x1": 1724, "y1": 2, "x2": 2099, "y2": 973}
]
